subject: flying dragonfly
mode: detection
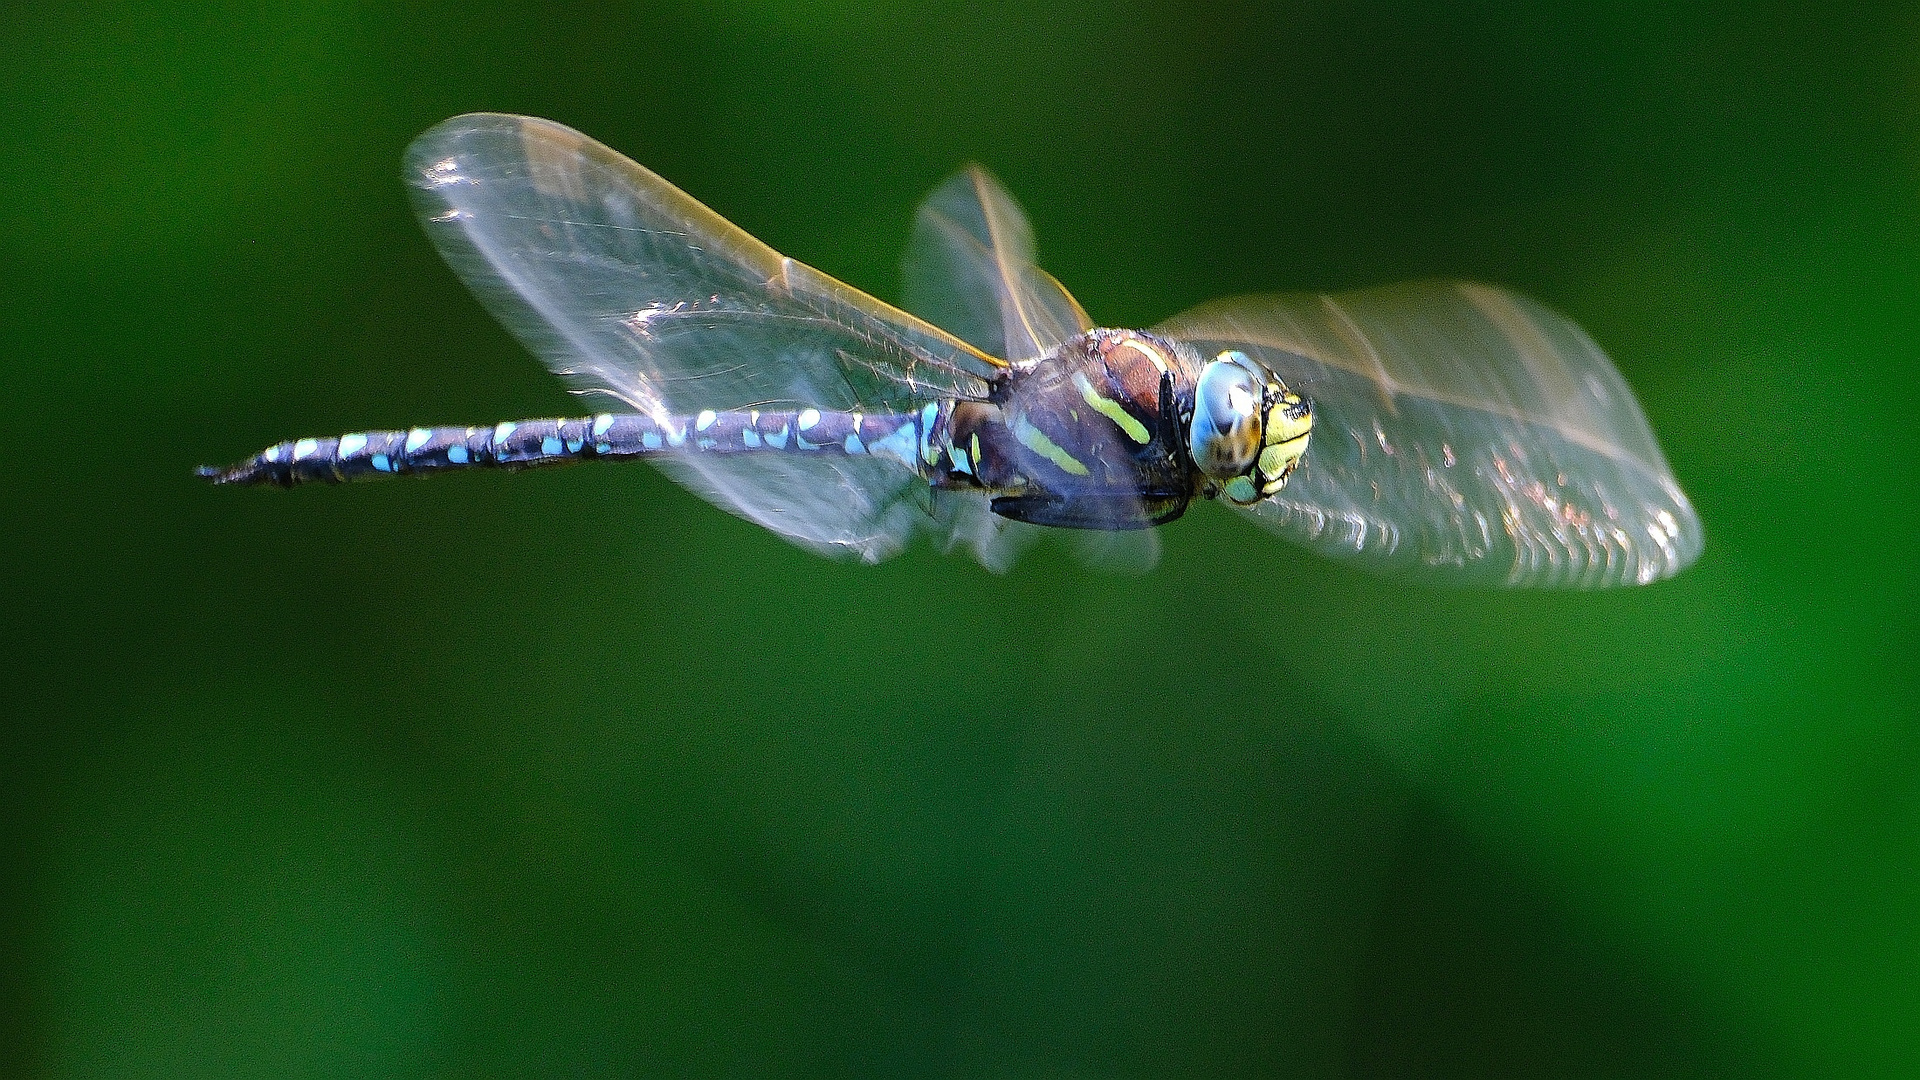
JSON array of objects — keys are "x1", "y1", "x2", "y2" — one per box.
[{"x1": 200, "y1": 113, "x2": 1702, "y2": 586}]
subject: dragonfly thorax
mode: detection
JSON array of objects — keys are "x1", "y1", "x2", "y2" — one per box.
[{"x1": 935, "y1": 328, "x2": 1203, "y2": 529}]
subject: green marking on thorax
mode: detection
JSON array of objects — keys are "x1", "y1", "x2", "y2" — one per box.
[
  {"x1": 1012, "y1": 416, "x2": 1091, "y2": 477},
  {"x1": 1072, "y1": 372, "x2": 1151, "y2": 444}
]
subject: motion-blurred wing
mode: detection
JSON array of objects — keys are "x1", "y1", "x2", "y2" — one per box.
[
  {"x1": 1159, "y1": 282, "x2": 1701, "y2": 587},
  {"x1": 901, "y1": 165, "x2": 1092, "y2": 362},
  {"x1": 405, "y1": 113, "x2": 1006, "y2": 563}
]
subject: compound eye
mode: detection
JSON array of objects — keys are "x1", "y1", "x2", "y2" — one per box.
[{"x1": 1189, "y1": 356, "x2": 1264, "y2": 481}]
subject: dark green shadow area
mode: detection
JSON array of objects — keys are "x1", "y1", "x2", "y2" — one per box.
[{"x1": 1347, "y1": 799, "x2": 1776, "y2": 1079}]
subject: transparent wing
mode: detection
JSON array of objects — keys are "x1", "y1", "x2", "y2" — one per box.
[
  {"x1": 900, "y1": 165, "x2": 1093, "y2": 362},
  {"x1": 896, "y1": 166, "x2": 1158, "y2": 571},
  {"x1": 1159, "y1": 282, "x2": 1702, "y2": 587},
  {"x1": 922, "y1": 496, "x2": 1158, "y2": 575},
  {"x1": 404, "y1": 113, "x2": 1008, "y2": 563}
]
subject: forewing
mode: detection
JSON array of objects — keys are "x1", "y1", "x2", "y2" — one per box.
[
  {"x1": 404, "y1": 114, "x2": 1006, "y2": 562},
  {"x1": 1159, "y1": 282, "x2": 1702, "y2": 587},
  {"x1": 901, "y1": 166, "x2": 1093, "y2": 362}
]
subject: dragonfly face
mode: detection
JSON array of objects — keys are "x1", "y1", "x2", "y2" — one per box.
[
  {"x1": 1187, "y1": 349, "x2": 1313, "y2": 506},
  {"x1": 200, "y1": 114, "x2": 1702, "y2": 585}
]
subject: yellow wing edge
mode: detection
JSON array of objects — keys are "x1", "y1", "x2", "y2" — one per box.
[{"x1": 498, "y1": 113, "x2": 1010, "y2": 372}]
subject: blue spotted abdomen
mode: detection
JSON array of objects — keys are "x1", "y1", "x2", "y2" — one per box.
[{"x1": 198, "y1": 409, "x2": 930, "y2": 487}]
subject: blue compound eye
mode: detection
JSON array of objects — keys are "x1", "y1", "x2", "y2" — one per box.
[{"x1": 1189, "y1": 356, "x2": 1264, "y2": 481}]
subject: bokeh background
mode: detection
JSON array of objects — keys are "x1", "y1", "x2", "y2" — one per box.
[{"x1": 4, "y1": 1, "x2": 1917, "y2": 1075}]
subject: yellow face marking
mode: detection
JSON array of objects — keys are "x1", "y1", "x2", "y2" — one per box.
[
  {"x1": 1255, "y1": 390, "x2": 1312, "y2": 494},
  {"x1": 1072, "y1": 373, "x2": 1151, "y2": 444},
  {"x1": 1265, "y1": 398, "x2": 1312, "y2": 445},
  {"x1": 1115, "y1": 337, "x2": 1171, "y2": 373},
  {"x1": 1012, "y1": 416, "x2": 1091, "y2": 477},
  {"x1": 1258, "y1": 441, "x2": 1304, "y2": 480}
]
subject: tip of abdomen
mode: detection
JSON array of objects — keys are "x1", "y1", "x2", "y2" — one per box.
[
  {"x1": 195, "y1": 451, "x2": 309, "y2": 487},
  {"x1": 196, "y1": 460, "x2": 271, "y2": 485}
]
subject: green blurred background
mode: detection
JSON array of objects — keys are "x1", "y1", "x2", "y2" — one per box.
[{"x1": 4, "y1": 1, "x2": 1916, "y2": 1075}]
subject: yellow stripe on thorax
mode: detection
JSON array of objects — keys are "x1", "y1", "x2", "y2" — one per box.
[
  {"x1": 1011, "y1": 416, "x2": 1091, "y2": 476},
  {"x1": 1072, "y1": 373, "x2": 1151, "y2": 444}
]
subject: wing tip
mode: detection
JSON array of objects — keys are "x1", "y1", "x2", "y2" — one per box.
[{"x1": 403, "y1": 114, "x2": 591, "y2": 190}]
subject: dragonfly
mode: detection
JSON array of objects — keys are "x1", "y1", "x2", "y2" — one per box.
[{"x1": 200, "y1": 113, "x2": 1702, "y2": 586}]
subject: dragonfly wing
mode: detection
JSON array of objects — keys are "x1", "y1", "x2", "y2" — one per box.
[
  {"x1": 926, "y1": 490, "x2": 1043, "y2": 573},
  {"x1": 1158, "y1": 282, "x2": 1702, "y2": 587},
  {"x1": 899, "y1": 170, "x2": 1159, "y2": 569},
  {"x1": 901, "y1": 165, "x2": 1093, "y2": 362},
  {"x1": 918, "y1": 495, "x2": 1159, "y2": 575},
  {"x1": 652, "y1": 451, "x2": 932, "y2": 564},
  {"x1": 405, "y1": 114, "x2": 1007, "y2": 563}
]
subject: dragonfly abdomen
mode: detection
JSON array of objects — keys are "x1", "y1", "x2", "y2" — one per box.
[{"x1": 197, "y1": 408, "x2": 932, "y2": 487}]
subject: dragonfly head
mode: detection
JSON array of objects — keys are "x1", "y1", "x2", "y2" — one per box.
[{"x1": 1188, "y1": 350, "x2": 1312, "y2": 505}]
